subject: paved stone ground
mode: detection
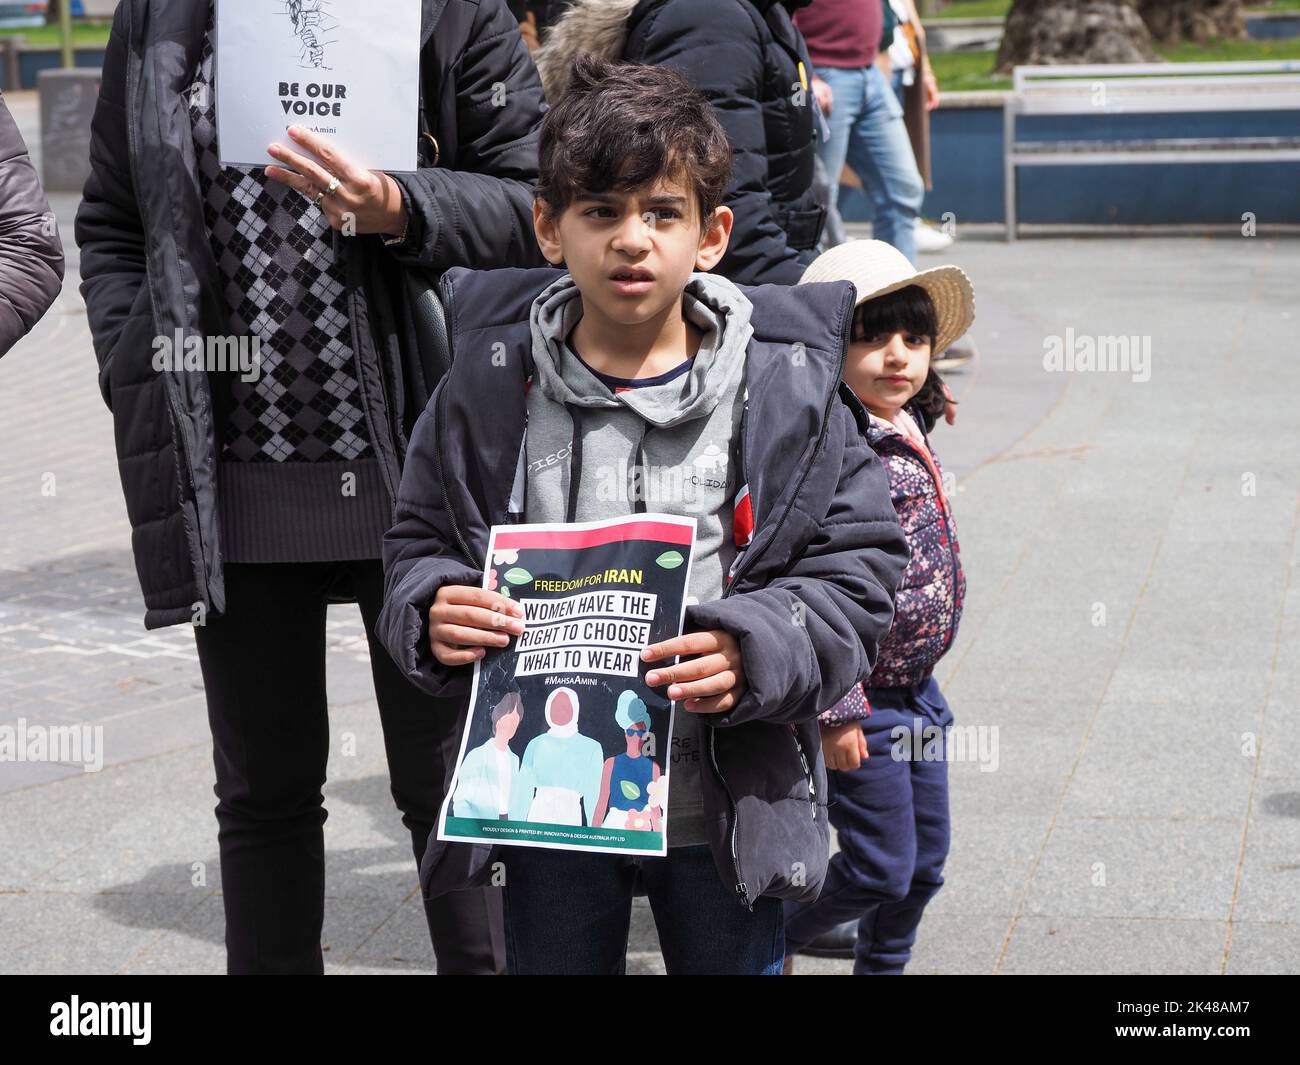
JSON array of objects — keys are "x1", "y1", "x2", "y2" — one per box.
[{"x1": 2, "y1": 91, "x2": 1298, "y2": 975}]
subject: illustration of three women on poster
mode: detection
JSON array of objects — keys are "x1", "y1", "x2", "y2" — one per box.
[{"x1": 451, "y1": 687, "x2": 665, "y2": 832}]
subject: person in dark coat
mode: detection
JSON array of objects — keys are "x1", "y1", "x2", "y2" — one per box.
[
  {"x1": 74, "y1": 0, "x2": 547, "y2": 975},
  {"x1": 0, "y1": 91, "x2": 64, "y2": 357},
  {"x1": 534, "y1": 0, "x2": 824, "y2": 286}
]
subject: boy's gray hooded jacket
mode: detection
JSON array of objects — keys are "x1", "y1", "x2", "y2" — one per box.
[{"x1": 378, "y1": 266, "x2": 908, "y2": 907}]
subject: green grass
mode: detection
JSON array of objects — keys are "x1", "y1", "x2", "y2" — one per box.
[
  {"x1": 0, "y1": 24, "x2": 111, "y2": 47},
  {"x1": 930, "y1": 36, "x2": 1300, "y2": 93},
  {"x1": 1156, "y1": 34, "x2": 1300, "y2": 61},
  {"x1": 928, "y1": 49, "x2": 1013, "y2": 91},
  {"x1": 929, "y1": 0, "x2": 1011, "y2": 19}
]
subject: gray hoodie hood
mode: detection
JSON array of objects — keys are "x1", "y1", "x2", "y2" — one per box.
[{"x1": 528, "y1": 271, "x2": 755, "y2": 428}]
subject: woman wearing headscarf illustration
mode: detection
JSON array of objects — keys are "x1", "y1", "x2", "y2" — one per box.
[
  {"x1": 592, "y1": 691, "x2": 664, "y2": 831},
  {"x1": 510, "y1": 687, "x2": 604, "y2": 825},
  {"x1": 451, "y1": 693, "x2": 523, "y2": 821}
]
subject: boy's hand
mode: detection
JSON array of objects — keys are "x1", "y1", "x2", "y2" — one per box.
[
  {"x1": 820, "y1": 721, "x2": 869, "y2": 771},
  {"x1": 429, "y1": 585, "x2": 525, "y2": 667},
  {"x1": 641, "y1": 630, "x2": 747, "y2": 714}
]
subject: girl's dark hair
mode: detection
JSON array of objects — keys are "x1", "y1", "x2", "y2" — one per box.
[
  {"x1": 536, "y1": 53, "x2": 734, "y2": 225},
  {"x1": 853, "y1": 284, "x2": 951, "y2": 433}
]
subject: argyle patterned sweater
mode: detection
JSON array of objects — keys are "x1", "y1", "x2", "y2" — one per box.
[{"x1": 187, "y1": 5, "x2": 390, "y2": 563}]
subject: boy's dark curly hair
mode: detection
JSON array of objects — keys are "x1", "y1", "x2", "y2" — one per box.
[
  {"x1": 536, "y1": 53, "x2": 734, "y2": 226},
  {"x1": 852, "y1": 284, "x2": 951, "y2": 433}
]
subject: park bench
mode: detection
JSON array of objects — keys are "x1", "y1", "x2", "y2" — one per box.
[{"x1": 1003, "y1": 60, "x2": 1300, "y2": 240}]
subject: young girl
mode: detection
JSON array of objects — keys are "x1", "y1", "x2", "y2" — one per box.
[{"x1": 785, "y1": 239, "x2": 973, "y2": 974}]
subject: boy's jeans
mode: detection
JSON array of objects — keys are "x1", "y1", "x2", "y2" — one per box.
[
  {"x1": 815, "y1": 63, "x2": 924, "y2": 264},
  {"x1": 784, "y1": 676, "x2": 953, "y2": 974},
  {"x1": 502, "y1": 844, "x2": 785, "y2": 974}
]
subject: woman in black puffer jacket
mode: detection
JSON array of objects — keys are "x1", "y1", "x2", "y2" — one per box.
[
  {"x1": 75, "y1": 0, "x2": 547, "y2": 977},
  {"x1": 535, "y1": 0, "x2": 824, "y2": 286}
]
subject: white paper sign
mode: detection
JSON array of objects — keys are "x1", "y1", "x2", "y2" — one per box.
[{"x1": 216, "y1": 0, "x2": 421, "y2": 172}]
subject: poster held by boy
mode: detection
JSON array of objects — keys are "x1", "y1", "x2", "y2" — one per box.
[{"x1": 439, "y1": 514, "x2": 697, "y2": 856}]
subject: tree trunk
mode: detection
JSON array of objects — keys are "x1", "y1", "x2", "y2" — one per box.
[
  {"x1": 997, "y1": 0, "x2": 1159, "y2": 72},
  {"x1": 1139, "y1": 0, "x2": 1247, "y2": 43}
]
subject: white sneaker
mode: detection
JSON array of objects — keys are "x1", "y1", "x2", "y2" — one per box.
[{"x1": 915, "y1": 219, "x2": 954, "y2": 253}]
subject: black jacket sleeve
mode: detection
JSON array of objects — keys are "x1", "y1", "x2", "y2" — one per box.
[
  {"x1": 628, "y1": 0, "x2": 810, "y2": 286},
  {"x1": 378, "y1": 382, "x2": 485, "y2": 699},
  {"x1": 72, "y1": 5, "x2": 149, "y2": 408},
  {"x1": 686, "y1": 398, "x2": 909, "y2": 727},
  {"x1": 387, "y1": 0, "x2": 548, "y2": 272},
  {"x1": 0, "y1": 92, "x2": 65, "y2": 357}
]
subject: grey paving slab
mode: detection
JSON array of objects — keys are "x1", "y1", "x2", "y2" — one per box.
[
  {"x1": 908, "y1": 913, "x2": 1011, "y2": 975},
  {"x1": 1022, "y1": 818, "x2": 1243, "y2": 922},
  {"x1": 1232, "y1": 778, "x2": 1300, "y2": 925},
  {"x1": 925, "y1": 815, "x2": 1048, "y2": 919},
  {"x1": 0, "y1": 760, "x2": 85, "y2": 795},
  {"x1": 116, "y1": 893, "x2": 228, "y2": 975},
  {"x1": 0, "y1": 891, "x2": 201, "y2": 975},
  {"x1": 343, "y1": 893, "x2": 438, "y2": 968},
  {"x1": 943, "y1": 658, "x2": 1120, "y2": 709},
  {"x1": 1119, "y1": 612, "x2": 1277, "y2": 675},
  {"x1": 317, "y1": 897, "x2": 433, "y2": 971},
  {"x1": 1223, "y1": 921, "x2": 1300, "y2": 975},
  {"x1": 1061, "y1": 697, "x2": 1256, "y2": 821},
  {"x1": 1259, "y1": 687, "x2": 1300, "y2": 781},
  {"x1": 947, "y1": 724, "x2": 1081, "y2": 819},
  {"x1": 1105, "y1": 667, "x2": 1273, "y2": 709},
  {"x1": 786, "y1": 914, "x2": 1009, "y2": 975},
  {"x1": 1000, "y1": 917, "x2": 1226, "y2": 975}
]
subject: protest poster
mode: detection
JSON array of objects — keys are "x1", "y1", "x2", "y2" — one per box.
[
  {"x1": 438, "y1": 514, "x2": 697, "y2": 857},
  {"x1": 215, "y1": 0, "x2": 421, "y2": 171}
]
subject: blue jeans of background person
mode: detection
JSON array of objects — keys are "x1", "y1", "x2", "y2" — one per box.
[
  {"x1": 816, "y1": 63, "x2": 924, "y2": 264},
  {"x1": 503, "y1": 843, "x2": 785, "y2": 974},
  {"x1": 784, "y1": 675, "x2": 953, "y2": 974},
  {"x1": 892, "y1": 67, "x2": 908, "y2": 107}
]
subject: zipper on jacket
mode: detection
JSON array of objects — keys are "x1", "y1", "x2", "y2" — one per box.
[
  {"x1": 789, "y1": 724, "x2": 818, "y2": 820},
  {"x1": 707, "y1": 726, "x2": 750, "y2": 911},
  {"x1": 878, "y1": 422, "x2": 963, "y2": 668},
  {"x1": 704, "y1": 287, "x2": 854, "y2": 906},
  {"x1": 339, "y1": 232, "x2": 402, "y2": 508}
]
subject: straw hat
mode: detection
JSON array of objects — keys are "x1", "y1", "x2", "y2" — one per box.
[{"x1": 800, "y1": 239, "x2": 975, "y2": 357}]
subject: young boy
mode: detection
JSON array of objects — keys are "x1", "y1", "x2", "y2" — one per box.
[{"x1": 376, "y1": 55, "x2": 908, "y2": 975}]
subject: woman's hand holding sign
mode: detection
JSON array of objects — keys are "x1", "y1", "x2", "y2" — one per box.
[
  {"x1": 429, "y1": 585, "x2": 525, "y2": 667},
  {"x1": 265, "y1": 124, "x2": 409, "y2": 237},
  {"x1": 642, "y1": 630, "x2": 748, "y2": 714}
]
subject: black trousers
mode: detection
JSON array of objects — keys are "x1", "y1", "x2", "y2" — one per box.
[{"x1": 193, "y1": 559, "x2": 504, "y2": 974}]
